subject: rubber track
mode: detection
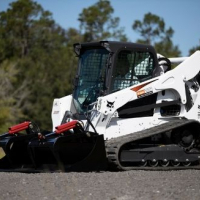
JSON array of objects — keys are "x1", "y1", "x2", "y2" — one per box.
[{"x1": 105, "y1": 119, "x2": 200, "y2": 171}]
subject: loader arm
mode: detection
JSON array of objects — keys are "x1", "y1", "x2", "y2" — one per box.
[{"x1": 155, "y1": 51, "x2": 200, "y2": 104}]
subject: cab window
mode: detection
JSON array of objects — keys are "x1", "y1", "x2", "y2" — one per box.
[{"x1": 112, "y1": 50, "x2": 154, "y2": 91}]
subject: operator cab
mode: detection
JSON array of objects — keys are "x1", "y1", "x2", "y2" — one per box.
[{"x1": 73, "y1": 41, "x2": 158, "y2": 115}]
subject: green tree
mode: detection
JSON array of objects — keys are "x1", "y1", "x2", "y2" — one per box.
[
  {"x1": 0, "y1": 0, "x2": 77, "y2": 130},
  {"x1": 0, "y1": 60, "x2": 25, "y2": 132},
  {"x1": 78, "y1": 0, "x2": 127, "y2": 42},
  {"x1": 155, "y1": 36, "x2": 181, "y2": 58},
  {"x1": 0, "y1": 0, "x2": 56, "y2": 60},
  {"x1": 188, "y1": 41, "x2": 200, "y2": 55},
  {"x1": 133, "y1": 12, "x2": 181, "y2": 57}
]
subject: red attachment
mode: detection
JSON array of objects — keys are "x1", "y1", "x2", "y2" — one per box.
[
  {"x1": 8, "y1": 121, "x2": 31, "y2": 134},
  {"x1": 55, "y1": 120, "x2": 78, "y2": 134}
]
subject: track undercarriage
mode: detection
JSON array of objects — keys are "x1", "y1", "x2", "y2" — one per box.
[{"x1": 106, "y1": 119, "x2": 200, "y2": 170}]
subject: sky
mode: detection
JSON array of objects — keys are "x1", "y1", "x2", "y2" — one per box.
[{"x1": 0, "y1": 0, "x2": 200, "y2": 56}]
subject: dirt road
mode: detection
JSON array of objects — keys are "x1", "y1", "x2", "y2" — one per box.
[{"x1": 0, "y1": 170, "x2": 199, "y2": 200}]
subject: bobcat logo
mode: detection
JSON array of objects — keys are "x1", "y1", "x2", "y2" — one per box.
[{"x1": 107, "y1": 101, "x2": 115, "y2": 108}]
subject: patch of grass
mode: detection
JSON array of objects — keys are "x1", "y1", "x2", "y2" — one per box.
[{"x1": 0, "y1": 147, "x2": 5, "y2": 159}]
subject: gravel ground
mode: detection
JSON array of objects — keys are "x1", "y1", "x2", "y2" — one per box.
[{"x1": 0, "y1": 170, "x2": 199, "y2": 200}]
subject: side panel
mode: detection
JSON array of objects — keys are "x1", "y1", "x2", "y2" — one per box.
[
  {"x1": 104, "y1": 117, "x2": 167, "y2": 140},
  {"x1": 185, "y1": 87, "x2": 200, "y2": 122},
  {"x1": 51, "y1": 95, "x2": 76, "y2": 130}
]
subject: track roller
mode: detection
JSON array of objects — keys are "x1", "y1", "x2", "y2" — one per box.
[
  {"x1": 159, "y1": 159, "x2": 170, "y2": 167},
  {"x1": 148, "y1": 159, "x2": 159, "y2": 167}
]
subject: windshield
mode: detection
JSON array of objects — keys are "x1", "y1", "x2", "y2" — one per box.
[{"x1": 73, "y1": 48, "x2": 109, "y2": 114}]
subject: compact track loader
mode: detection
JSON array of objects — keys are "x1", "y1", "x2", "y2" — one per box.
[{"x1": 1, "y1": 41, "x2": 200, "y2": 172}]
